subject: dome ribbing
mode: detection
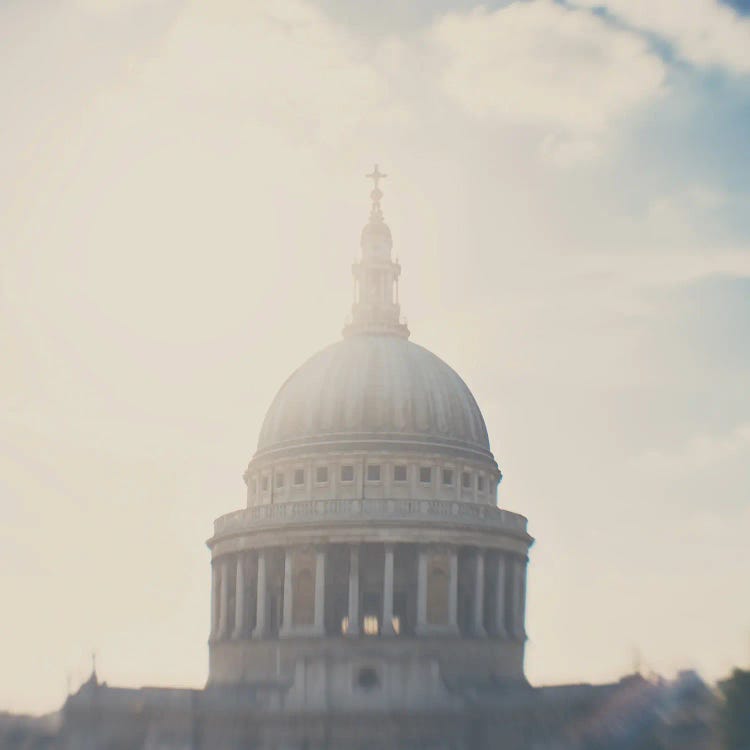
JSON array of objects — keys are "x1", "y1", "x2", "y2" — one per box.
[{"x1": 256, "y1": 335, "x2": 491, "y2": 458}]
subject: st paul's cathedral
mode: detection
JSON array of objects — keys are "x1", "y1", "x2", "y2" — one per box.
[{"x1": 49, "y1": 169, "x2": 716, "y2": 750}]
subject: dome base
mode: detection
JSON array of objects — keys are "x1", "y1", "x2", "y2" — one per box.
[{"x1": 208, "y1": 637, "x2": 527, "y2": 707}]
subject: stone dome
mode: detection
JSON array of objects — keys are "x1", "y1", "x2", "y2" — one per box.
[
  {"x1": 209, "y1": 171, "x2": 530, "y2": 705},
  {"x1": 256, "y1": 334, "x2": 492, "y2": 459}
]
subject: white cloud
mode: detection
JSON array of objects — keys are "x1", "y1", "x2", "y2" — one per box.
[
  {"x1": 121, "y1": 0, "x2": 396, "y2": 146},
  {"x1": 573, "y1": 0, "x2": 750, "y2": 75},
  {"x1": 637, "y1": 423, "x2": 750, "y2": 472},
  {"x1": 575, "y1": 247, "x2": 750, "y2": 304},
  {"x1": 539, "y1": 134, "x2": 603, "y2": 166},
  {"x1": 430, "y1": 0, "x2": 665, "y2": 133},
  {"x1": 647, "y1": 184, "x2": 732, "y2": 242}
]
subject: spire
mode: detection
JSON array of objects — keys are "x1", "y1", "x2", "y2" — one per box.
[
  {"x1": 82, "y1": 650, "x2": 99, "y2": 690},
  {"x1": 343, "y1": 166, "x2": 409, "y2": 339}
]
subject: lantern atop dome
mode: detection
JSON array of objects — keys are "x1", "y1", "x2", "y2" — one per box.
[{"x1": 343, "y1": 165, "x2": 409, "y2": 339}]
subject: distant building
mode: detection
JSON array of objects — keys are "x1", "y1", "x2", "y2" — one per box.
[
  {"x1": 0, "y1": 712, "x2": 57, "y2": 750},
  {"x1": 52, "y1": 169, "x2": 718, "y2": 749},
  {"x1": 59, "y1": 669, "x2": 718, "y2": 750}
]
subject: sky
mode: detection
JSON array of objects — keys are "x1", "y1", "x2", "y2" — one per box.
[{"x1": 1, "y1": 0, "x2": 749, "y2": 715}]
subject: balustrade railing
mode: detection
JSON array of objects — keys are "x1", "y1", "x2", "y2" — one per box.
[{"x1": 213, "y1": 498, "x2": 527, "y2": 537}]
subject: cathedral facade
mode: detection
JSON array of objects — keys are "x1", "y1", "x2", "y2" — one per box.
[
  {"x1": 56, "y1": 171, "x2": 717, "y2": 750},
  {"x1": 206, "y1": 165, "x2": 532, "y2": 706}
]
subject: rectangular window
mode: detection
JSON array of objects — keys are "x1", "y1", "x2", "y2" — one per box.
[
  {"x1": 442, "y1": 468, "x2": 454, "y2": 486},
  {"x1": 250, "y1": 478, "x2": 258, "y2": 496},
  {"x1": 366, "y1": 464, "x2": 381, "y2": 481},
  {"x1": 261, "y1": 476, "x2": 269, "y2": 491},
  {"x1": 419, "y1": 467, "x2": 432, "y2": 484},
  {"x1": 293, "y1": 468, "x2": 305, "y2": 486},
  {"x1": 316, "y1": 466, "x2": 328, "y2": 483},
  {"x1": 462, "y1": 471, "x2": 471, "y2": 489},
  {"x1": 341, "y1": 465, "x2": 354, "y2": 482},
  {"x1": 393, "y1": 465, "x2": 407, "y2": 482},
  {"x1": 477, "y1": 475, "x2": 485, "y2": 492},
  {"x1": 275, "y1": 472, "x2": 285, "y2": 488}
]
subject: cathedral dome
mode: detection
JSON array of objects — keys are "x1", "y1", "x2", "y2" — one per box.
[
  {"x1": 256, "y1": 334, "x2": 492, "y2": 459},
  {"x1": 211, "y1": 169, "x2": 529, "y2": 700}
]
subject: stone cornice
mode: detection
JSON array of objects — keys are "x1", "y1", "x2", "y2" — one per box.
[{"x1": 250, "y1": 433, "x2": 498, "y2": 466}]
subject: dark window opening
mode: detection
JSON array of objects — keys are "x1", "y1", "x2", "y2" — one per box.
[
  {"x1": 394, "y1": 465, "x2": 407, "y2": 482},
  {"x1": 357, "y1": 667, "x2": 379, "y2": 690}
]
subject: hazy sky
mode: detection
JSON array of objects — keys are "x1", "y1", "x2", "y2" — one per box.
[{"x1": 2, "y1": 0, "x2": 749, "y2": 714}]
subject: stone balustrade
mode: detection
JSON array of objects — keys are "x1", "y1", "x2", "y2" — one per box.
[{"x1": 213, "y1": 498, "x2": 527, "y2": 538}]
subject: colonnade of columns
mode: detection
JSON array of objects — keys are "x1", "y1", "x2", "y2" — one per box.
[{"x1": 210, "y1": 543, "x2": 527, "y2": 643}]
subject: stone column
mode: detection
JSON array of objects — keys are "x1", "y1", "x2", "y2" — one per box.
[
  {"x1": 448, "y1": 547, "x2": 459, "y2": 631},
  {"x1": 210, "y1": 563, "x2": 219, "y2": 639},
  {"x1": 382, "y1": 544, "x2": 395, "y2": 635},
  {"x1": 280, "y1": 548, "x2": 294, "y2": 635},
  {"x1": 416, "y1": 546, "x2": 428, "y2": 632},
  {"x1": 512, "y1": 557, "x2": 527, "y2": 640},
  {"x1": 252, "y1": 551, "x2": 267, "y2": 639},
  {"x1": 495, "y1": 554, "x2": 508, "y2": 638},
  {"x1": 472, "y1": 549, "x2": 486, "y2": 637},
  {"x1": 330, "y1": 459, "x2": 339, "y2": 499},
  {"x1": 313, "y1": 547, "x2": 326, "y2": 635},
  {"x1": 305, "y1": 460, "x2": 313, "y2": 497},
  {"x1": 346, "y1": 546, "x2": 360, "y2": 636},
  {"x1": 384, "y1": 461, "x2": 393, "y2": 498},
  {"x1": 232, "y1": 555, "x2": 245, "y2": 639},
  {"x1": 217, "y1": 559, "x2": 229, "y2": 639}
]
